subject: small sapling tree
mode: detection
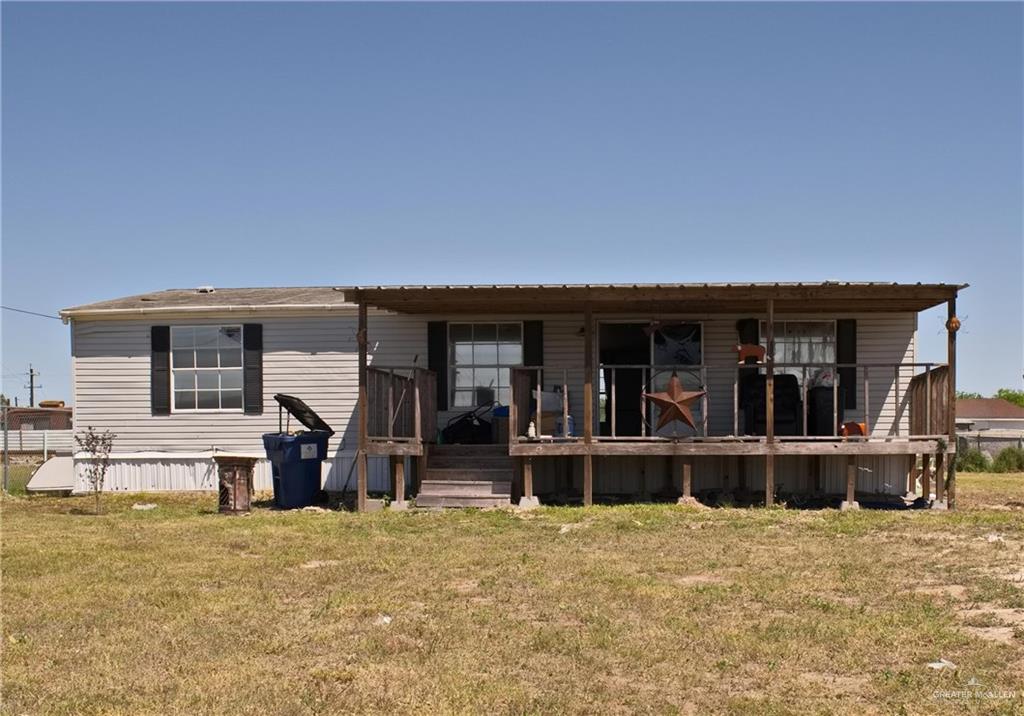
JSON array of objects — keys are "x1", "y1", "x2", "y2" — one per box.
[{"x1": 75, "y1": 426, "x2": 115, "y2": 514}]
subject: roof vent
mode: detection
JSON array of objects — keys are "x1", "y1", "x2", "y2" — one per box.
[{"x1": 196, "y1": 286, "x2": 216, "y2": 294}]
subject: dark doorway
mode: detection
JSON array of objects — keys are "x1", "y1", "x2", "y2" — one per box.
[{"x1": 599, "y1": 323, "x2": 649, "y2": 437}]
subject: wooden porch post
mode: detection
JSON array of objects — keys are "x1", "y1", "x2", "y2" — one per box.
[
  {"x1": 414, "y1": 365, "x2": 426, "y2": 499},
  {"x1": 934, "y1": 450, "x2": 945, "y2": 504},
  {"x1": 356, "y1": 297, "x2": 369, "y2": 512},
  {"x1": 680, "y1": 457, "x2": 693, "y2": 501},
  {"x1": 765, "y1": 299, "x2": 775, "y2": 507},
  {"x1": 908, "y1": 457, "x2": 920, "y2": 496},
  {"x1": 921, "y1": 453, "x2": 931, "y2": 499},
  {"x1": 945, "y1": 295, "x2": 958, "y2": 509},
  {"x1": 843, "y1": 454, "x2": 859, "y2": 510},
  {"x1": 583, "y1": 302, "x2": 594, "y2": 507},
  {"x1": 523, "y1": 457, "x2": 534, "y2": 499},
  {"x1": 416, "y1": 451, "x2": 427, "y2": 499},
  {"x1": 392, "y1": 456, "x2": 406, "y2": 506}
]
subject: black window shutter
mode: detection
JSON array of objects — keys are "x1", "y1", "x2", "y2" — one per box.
[
  {"x1": 151, "y1": 326, "x2": 171, "y2": 416},
  {"x1": 836, "y1": 319, "x2": 857, "y2": 410},
  {"x1": 523, "y1": 320, "x2": 544, "y2": 395},
  {"x1": 736, "y1": 318, "x2": 759, "y2": 345},
  {"x1": 243, "y1": 324, "x2": 263, "y2": 415},
  {"x1": 427, "y1": 321, "x2": 448, "y2": 410},
  {"x1": 523, "y1": 321, "x2": 544, "y2": 367}
]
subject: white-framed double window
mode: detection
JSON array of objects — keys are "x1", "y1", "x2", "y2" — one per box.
[
  {"x1": 760, "y1": 320, "x2": 836, "y2": 384},
  {"x1": 171, "y1": 326, "x2": 244, "y2": 411},
  {"x1": 449, "y1": 322, "x2": 523, "y2": 407}
]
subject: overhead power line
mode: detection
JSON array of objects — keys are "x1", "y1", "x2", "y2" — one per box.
[{"x1": 1, "y1": 306, "x2": 61, "y2": 320}]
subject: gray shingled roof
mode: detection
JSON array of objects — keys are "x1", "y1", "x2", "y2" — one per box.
[{"x1": 61, "y1": 286, "x2": 352, "y2": 317}]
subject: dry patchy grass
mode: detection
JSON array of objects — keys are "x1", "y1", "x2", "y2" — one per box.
[{"x1": 2, "y1": 473, "x2": 1024, "y2": 714}]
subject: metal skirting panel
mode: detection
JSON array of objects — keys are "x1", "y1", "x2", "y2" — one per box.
[
  {"x1": 716, "y1": 454, "x2": 911, "y2": 495},
  {"x1": 76, "y1": 452, "x2": 911, "y2": 497},
  {"x1": 73, "y1": 454, "x2": 393, "y2": 494}
]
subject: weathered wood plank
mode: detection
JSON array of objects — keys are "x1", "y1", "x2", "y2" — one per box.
[
  {"x1": 583, "y1": 302, "x2": 594, "y2": 506},
  {"x1": 392, "y1": 456, "x2": 405, "y2": 504},
  {"x1": 508, "y1": 439, "x2": 944, "y2": 457},
  {"x1": 946, "y1": 296, "x2": 958, "y2": 508},
  {"x1": 365, "y1": 442, "x2": 424, "y2": 457},
  {"x1": 765, "y1": 298, "x2": 775, "y2": 507},
  {"x1": 846, "y1": 455, "x2": 856, "y2": 504},
  {"x1": 357, "y1": 298, "x2": 368, "y2": 512}
]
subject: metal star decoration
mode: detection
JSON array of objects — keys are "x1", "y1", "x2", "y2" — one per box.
[{"x1": 643, "y1": 372, "x2": 706, "y2": 432}]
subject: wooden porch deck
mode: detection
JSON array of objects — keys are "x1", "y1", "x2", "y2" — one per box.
[{"x1": 349, "y1": 283, "x2": 962, "y2": 511}]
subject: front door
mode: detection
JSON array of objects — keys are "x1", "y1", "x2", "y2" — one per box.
[{"x1": 599, "y1": 323, "x2": 649, "y2": 437}]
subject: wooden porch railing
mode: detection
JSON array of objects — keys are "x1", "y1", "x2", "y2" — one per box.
[
  {"x1": 907, "y1": 364, "x2": 950, "y2": 437},
  {"x1": 366, "y1": 366, "x2": 437, "y2": 443},
  {"x1": 510, "y1": 366, "x2": 575, "y2": 442},
  {"x1": 746, "y1": 362, "x2": 949, "y2": 440},
  {"x1": 600, "y1": 364, "x2": 709, "y2": 439},
  {"x1": 509, "y1": 361, "x2": 949, "y2": 443}
]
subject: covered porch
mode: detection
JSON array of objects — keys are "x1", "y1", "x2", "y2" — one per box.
[{"x1": 344, "y1": 282, "x2": 964, "y2": 511}]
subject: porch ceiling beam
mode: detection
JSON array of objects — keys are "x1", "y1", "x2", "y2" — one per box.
[
  {"x1": 345, "y1": 297, "x2": 956, "y2": 315},
  {"x1": 342, "y1": 284, "x2": 961, "y2": 312}
]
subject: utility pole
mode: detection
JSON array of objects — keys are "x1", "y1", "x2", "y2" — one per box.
[
  {"x1": 25, "y1": 364, "x2": 40, "y2": 407},
  {"x1": 2, "y1": 402, "x2": 9, "y2": 494}
]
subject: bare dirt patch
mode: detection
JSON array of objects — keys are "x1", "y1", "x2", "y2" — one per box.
[
  {"x1": 796, "y1": 671, "x2": 871, "y2": 696},
  {"x1": 916, "y1": 584, "x2": 969, "y2": 601}
]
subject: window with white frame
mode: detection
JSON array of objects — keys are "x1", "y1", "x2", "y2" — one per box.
[
  {"x1": 760, "y1": 320, "x2": 836, "y2": 382},
  {"x1": 450, "y1": 323, "x2": 522, "y2": 407},
  {"x1": 171, "y1": 326, "x2": 243, "y2": 411}
]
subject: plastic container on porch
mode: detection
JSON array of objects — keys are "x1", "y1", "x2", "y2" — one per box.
[{"x1": 262, "y1": 394, "x2": 334, "y2": 509}]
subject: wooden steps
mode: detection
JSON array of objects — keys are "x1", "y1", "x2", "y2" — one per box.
[
  {"x1": 415, "y1": 494, "x2": 512, "y2": 508},
  {"x1": 416, "y1": 444, "x2": 513, "y2": 508}
]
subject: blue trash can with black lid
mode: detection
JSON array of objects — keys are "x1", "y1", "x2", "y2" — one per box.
[{"x1": 262, "y1": 394, "x2": 334, "y2": 509}]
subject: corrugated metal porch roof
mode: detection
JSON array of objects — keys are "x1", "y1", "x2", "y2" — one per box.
[
  {"x1": 61, "y1": 281, "x2": 966, "y2": 318},
  {"x1": 342, "y1": 281, "x2": 966, "y2": 314}
]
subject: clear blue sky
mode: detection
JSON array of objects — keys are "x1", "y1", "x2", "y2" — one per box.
[{"x1": 2, "y1": 2, "x2": 1021, "y2": 404}]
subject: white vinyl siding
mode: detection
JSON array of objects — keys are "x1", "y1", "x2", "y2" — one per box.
[
  {"x1": 71, "y1": 309, "x2": 917, "y2": 494},
  {"x1": 73, "y1": 311, "x2": 915, "y2": 448},
  {"x1": 71, "y1": 311, "x2": 427, "y2": 455}
]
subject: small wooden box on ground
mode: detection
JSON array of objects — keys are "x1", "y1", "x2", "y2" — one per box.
[{"x1": 215, "y1": 455, "x2": 257, "y2": 514}]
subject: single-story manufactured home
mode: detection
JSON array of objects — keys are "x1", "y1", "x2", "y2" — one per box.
[{"x1": 60, "y1": 281, "x2": 965, "y2": 509}]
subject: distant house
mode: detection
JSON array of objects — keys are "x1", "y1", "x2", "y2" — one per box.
[
  {"x1": 60, "y1": 281, "x2": 965, "y2": 508},
  {"x1": 6, "y1": 405, "x2": 73, "y2": 431},
  {"x1": 955, "y1": 398, "x2": 1024, "y2": 459},
  {"x1": 2, "y1": 405, "x2": 74, "y2": 456},
  {"x1": 955, "y1": 398, "x2": 1024, "y2": 432}
]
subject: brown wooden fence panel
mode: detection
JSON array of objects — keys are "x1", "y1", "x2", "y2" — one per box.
[
  {"x1": 908, "y1": 365, "x2": 949, "y2": 436},
  {"x1": 368, "y1": 368, "x2": 415, "y2": 438}
]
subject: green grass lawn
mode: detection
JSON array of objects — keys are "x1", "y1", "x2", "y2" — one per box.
[
  {"x1": 3, "y1": 463, "x2": 36, "y2": 496},
  {"x1": 2, "y1": 473, "x2": 1023, "y2": 714}
]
